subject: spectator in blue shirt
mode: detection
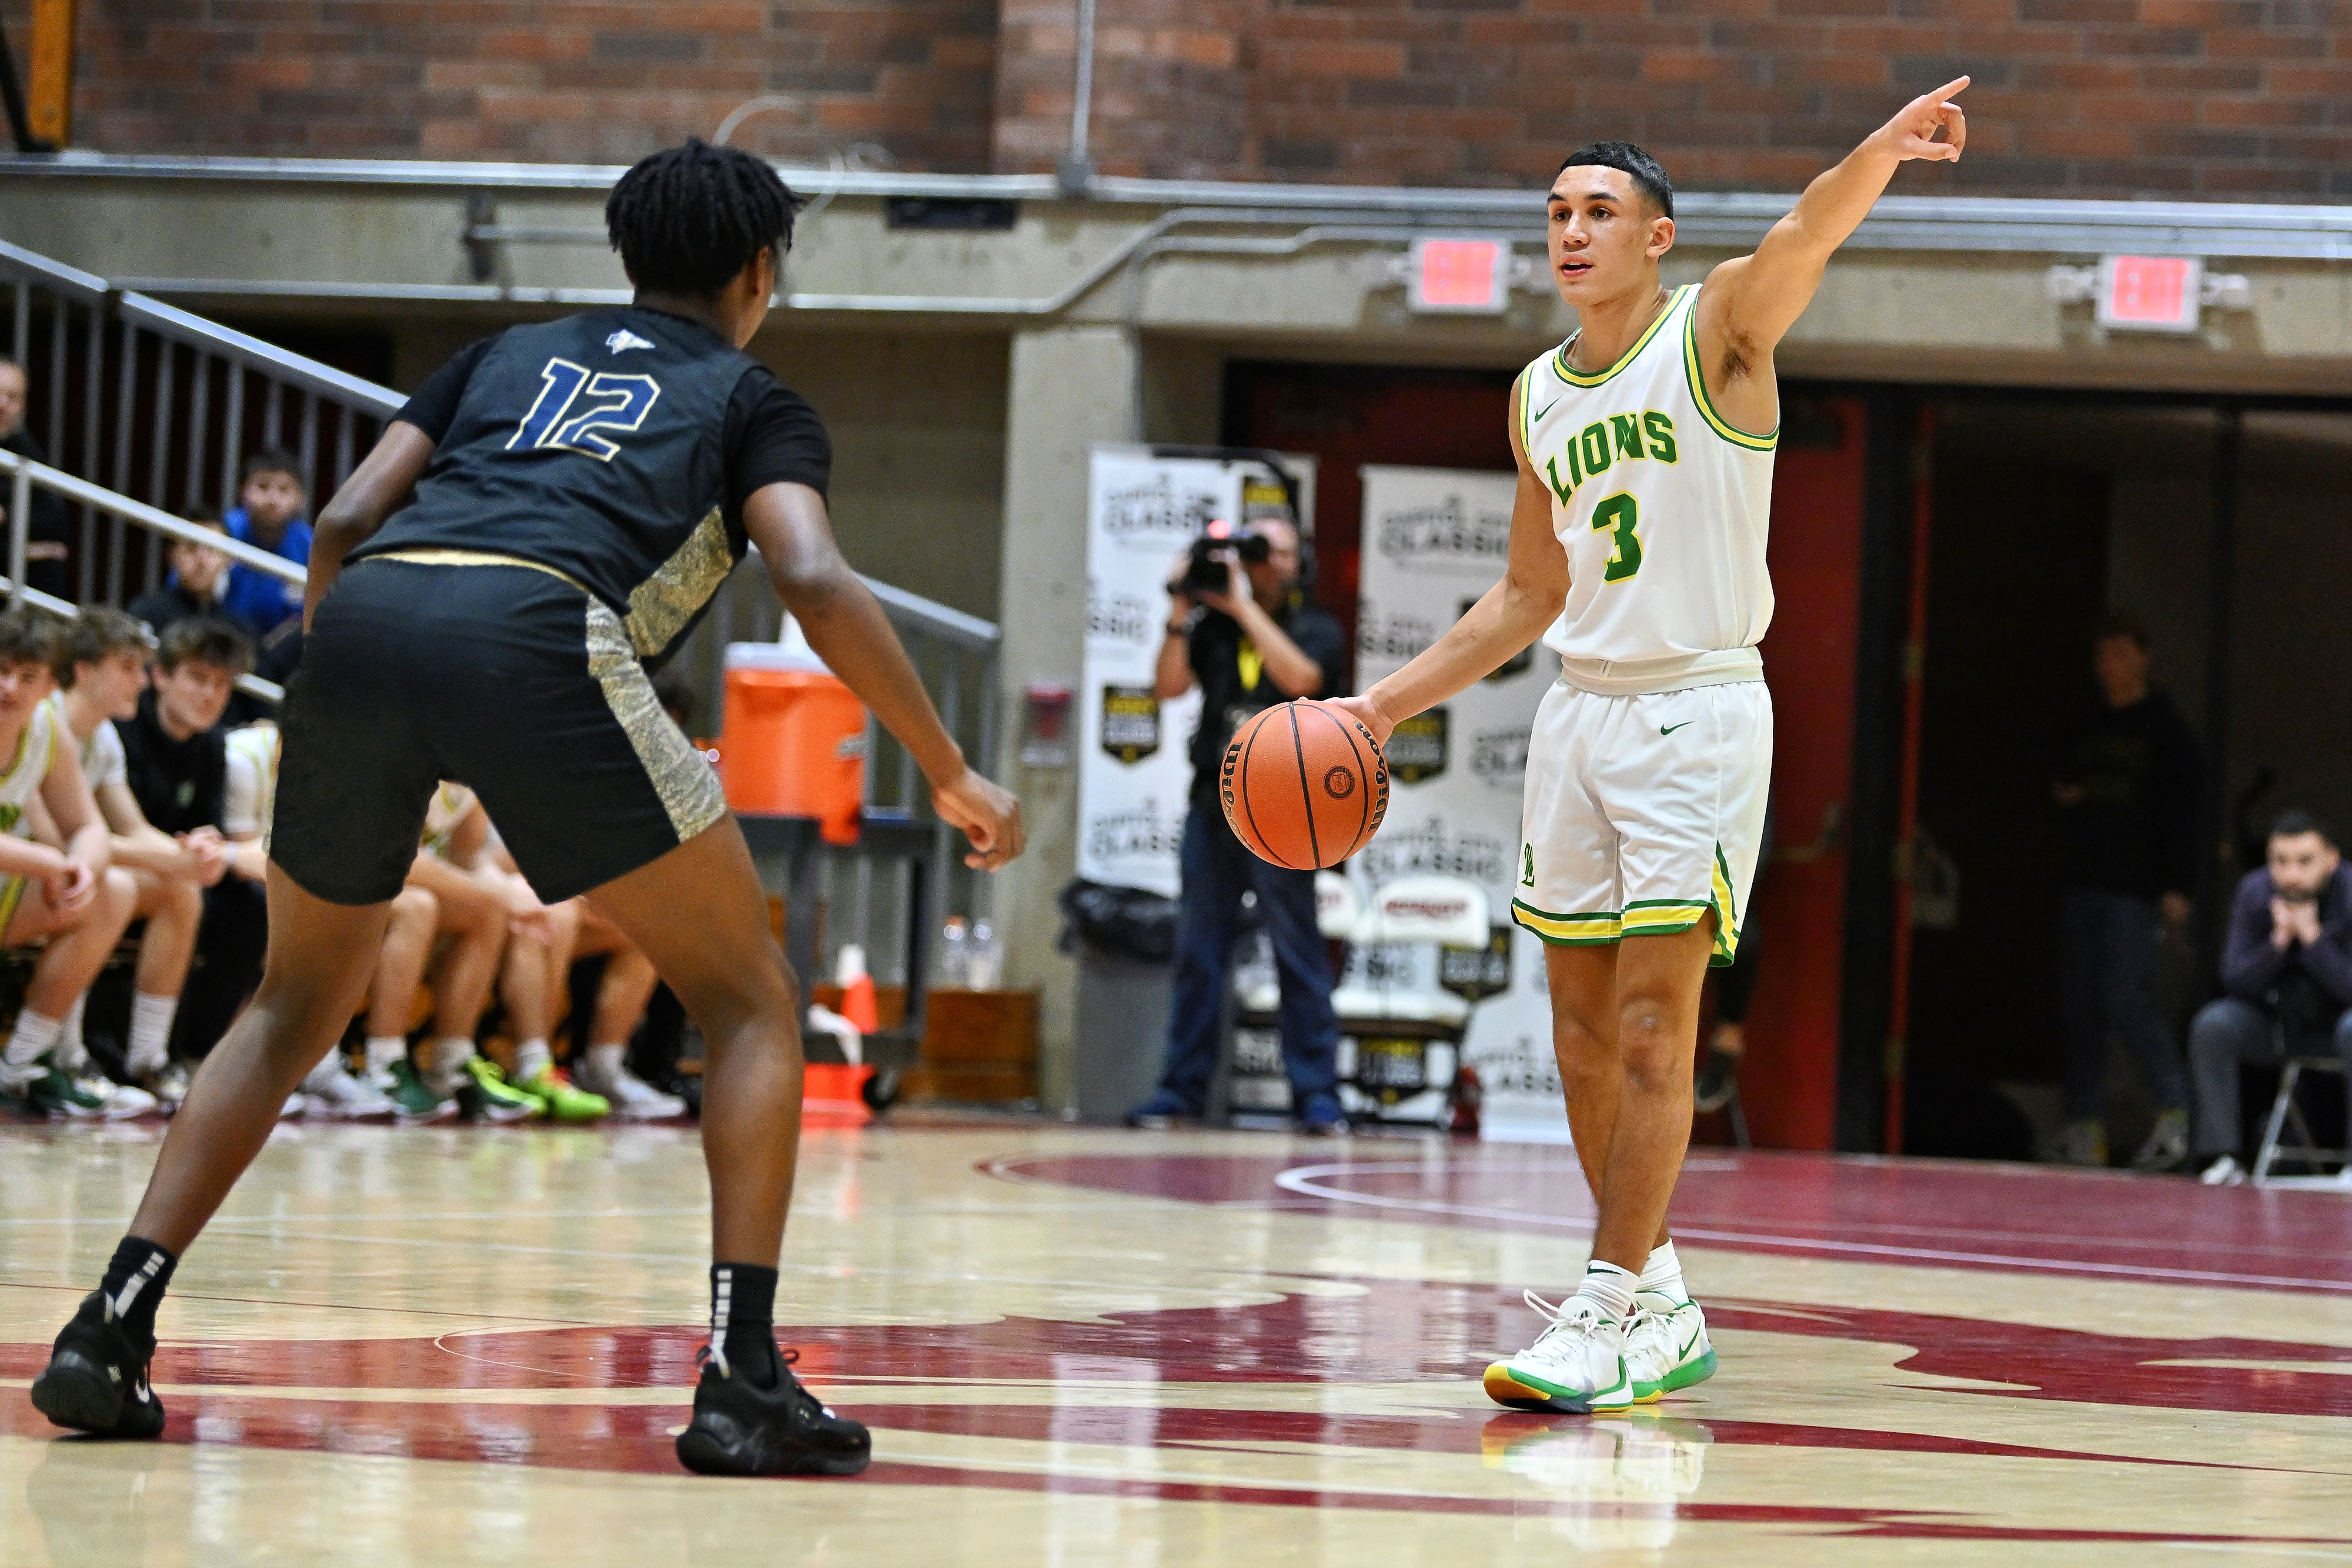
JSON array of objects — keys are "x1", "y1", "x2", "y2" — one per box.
[{"x1": 219, "y1": 449, "x2": 312, "y2": 633}]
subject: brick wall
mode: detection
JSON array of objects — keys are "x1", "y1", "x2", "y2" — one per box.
[
  {"x1": 39, "y1": 0, "x2": 2352, "y2": 198},
  {"x1": 60, "y1": 0, "x2": 1001, "y2": 168},
  {"x1": 998, "y1": 0, "x2": 2352, "y2": 199}
]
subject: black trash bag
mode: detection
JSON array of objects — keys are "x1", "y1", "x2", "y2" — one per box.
[{"x1": 1057, "y1": 878, "x2": 1180, "y2": 964}]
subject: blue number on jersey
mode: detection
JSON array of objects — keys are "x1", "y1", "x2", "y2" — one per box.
[{"x1": 507, "y1": 357, "x2": 663, "y2": 462}]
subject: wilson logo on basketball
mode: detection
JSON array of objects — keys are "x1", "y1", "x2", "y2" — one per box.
[{"x1": 1324, "y1": 767, "x2": 1356, "y2": 800}]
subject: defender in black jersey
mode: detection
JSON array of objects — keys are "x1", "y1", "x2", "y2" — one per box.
[{"x1": 30, "y1": 142, "x2": 1024, "y2": 1477}]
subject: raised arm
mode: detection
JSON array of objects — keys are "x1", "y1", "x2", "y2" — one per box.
[
  {"x1": 1694, "y1": 78, "x2": 1969, "y2": 431},
  {"x1": 1336, "y1": 376, "x2": 1569, "y2": 746},
  {"x1": 742, "y1": 482, "x2": 1024, "y2": 870}
]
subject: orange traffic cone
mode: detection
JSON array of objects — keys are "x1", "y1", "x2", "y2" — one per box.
[{"x1": 836, "y1": 944, "x2": 879, "y2": 1035}]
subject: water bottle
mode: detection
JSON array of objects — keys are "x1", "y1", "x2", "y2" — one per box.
[
  {"x1": 938, "y1": 917, "x2": 970, "y2": 989},
  {"x1": 966, "y1": 919, "x2": 1003, "y2": 991}
]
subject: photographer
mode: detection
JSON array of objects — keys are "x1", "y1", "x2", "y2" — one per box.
[{"x1": 1127, "y1": 514, "x2": 1349, "y2": 1134}]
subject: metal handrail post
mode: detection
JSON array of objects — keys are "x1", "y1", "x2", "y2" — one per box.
[{"x1": 7, "y1": 461, "x2": 27, "y2": 608}]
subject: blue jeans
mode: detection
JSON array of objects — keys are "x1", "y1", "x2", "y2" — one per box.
[
  {"x1": 2059, "y1": 887, "x2": 2187, "y2": 1119},
  {"x1": 1153, "y1": 807, "x2": 1340, "y2": 1114},
  {"x1": 2188, "y1": 995, "x2": 2352, "y2": 1158}
]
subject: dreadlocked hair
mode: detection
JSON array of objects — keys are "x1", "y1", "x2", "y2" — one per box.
[{"x1": 606, "y1": 139, "x2": 803, "y2": 298}]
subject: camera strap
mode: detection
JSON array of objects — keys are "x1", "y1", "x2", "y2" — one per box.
[{"x1": 1236, "y1": 638, "x2": 1262, "y2": 693}]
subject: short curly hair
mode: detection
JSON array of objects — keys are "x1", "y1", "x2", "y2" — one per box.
[{"x1": 606, "y1": 139, "x2": 804, "y2": 298}]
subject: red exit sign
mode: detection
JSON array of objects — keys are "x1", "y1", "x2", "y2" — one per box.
[
  {"x1": 1409, "y1": 238, "x2": 1511, "y2": 313},
  {"x1": 2097, "y1": 255, "x2": 2204, "y2": 333}
]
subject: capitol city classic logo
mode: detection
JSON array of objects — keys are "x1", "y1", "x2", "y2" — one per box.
[
  {"x1": 1386, "y1": 707, "x2": 1449, "y2": 784},
  {"x1": 1322, "y1": 764, "x2": 1357, "y2": 800},
  {"x1": 1100, "y1": 685, "x2": 1162, "y2": 764}
]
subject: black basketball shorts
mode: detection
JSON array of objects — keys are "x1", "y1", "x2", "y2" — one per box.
[{"x1": 271, "y1": 556, "x2": 729, "y2": 906}]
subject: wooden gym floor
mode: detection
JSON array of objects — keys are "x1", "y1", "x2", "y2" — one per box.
[{"x1": 4, "y1": 1116, "x2": 2351, "y2": 1564}]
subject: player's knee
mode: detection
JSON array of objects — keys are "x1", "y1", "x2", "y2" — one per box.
[
  {"x1": 1616, "y1": 1004, "x2": 1686, "y2": 1094},
  {"x1": 159, "y1": 874, "x2": 203, "y2": 925},
  {"x1": 393, "y1": 885, "x2": 437, "y2": 927},
  {"x1": 99, "y1": 867, "x2": 139, "y2": 922}
]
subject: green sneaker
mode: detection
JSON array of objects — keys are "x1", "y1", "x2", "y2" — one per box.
[
  {"x1": 457, "y1": 1057, "x2": 540, "y2": 1124},
  {"x1": 379, "y1": 1059, "x2": 459, "y2": 1124},
  {"x1": 30, "y1": 1068, "x2": 111, "y2": 1119},
  {"x1": 512, "y1": 1065, "x2": 609, "y2": 1123}
]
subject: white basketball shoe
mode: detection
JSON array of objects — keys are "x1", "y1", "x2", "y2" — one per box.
[
  {"x1": 1625, "y1": 1296, "x2": 1717, "y2": 1403},
  {"x1": 1484, "y1": 1290, "x2": 1635, "y2": 1413}
]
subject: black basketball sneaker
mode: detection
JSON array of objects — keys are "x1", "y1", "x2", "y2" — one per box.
[
  {"x1": 29, "y1": 1292, "x2": 166, "y2": 1439},
  {"x1": 674, "y1": 1346, "x2": 871, "y2": 1477}
]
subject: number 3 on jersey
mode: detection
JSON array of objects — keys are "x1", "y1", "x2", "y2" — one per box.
[
  {"x1": 509, "y1": 357, "x2": 662, "y2": 462},
  {"x1": 1590, "y1": 491, "x2": 1643, "y2": 583}
]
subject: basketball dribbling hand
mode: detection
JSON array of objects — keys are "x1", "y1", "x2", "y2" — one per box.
[
  {"x1": 1873, "y1": 75, "x2": 1968, "y2": 163},
  {"x1": 1328, "y1": 693, "x2": 1394, "y2": 750},
  {"x1": 934, "y1": 767, "x2": 1025, "y2": 871}
]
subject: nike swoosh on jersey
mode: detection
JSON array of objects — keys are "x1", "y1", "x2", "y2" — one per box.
[
  {"x1": 1661, "y1": 721, "x2": 1694, "y2": 735},
  {"x1": 1533, "y1": 395, "x2": 1564, "y2": 423}
]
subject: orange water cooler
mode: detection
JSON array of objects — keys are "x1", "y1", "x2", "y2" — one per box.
[{"x1": 719, "y1": 626, "x2": 868, "y2": 845}]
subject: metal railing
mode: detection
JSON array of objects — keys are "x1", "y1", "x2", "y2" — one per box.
[
  {"x1": 0, "y1": 239, "x2": 399, "y2": 609},
  {"x1": 0, "y1": 236, "x2": 1001, "y2": 984}
]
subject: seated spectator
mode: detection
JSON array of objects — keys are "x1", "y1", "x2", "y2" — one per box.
[
  {"x1": 489, "y1": 887, "x2": 610, "y2": 1122},
  {"x1": 219, "y1": 449, "x2": 312, "y2": 635},
  {"x1": 118, "y1": 618, "x2": 257, "y2": 1064},
  {"x1": 0, "y1": 357, "x2": 75, "y2": 599},
  {"x1": 380, "y1": 783, "x2": 547, "y2": 1122},
  {"x1": 0, "y1": 610, "x2": 143, "y2": 1117},
  {"x1": 128, "y1": 514, "x2": 259, "y2": 643},
  {"x1": 216, "y1": 714, "x2": 396, "y2": 1119},
  {"x1": 569, "y1": 901, "x2": 684, "y2": 1119},
  {"x1": 47, "y1": 609, "x2": 226, "y2": 1108},
  {"x1": 2189, "y1": 810, "x2": 2352, "y2": 1185}
]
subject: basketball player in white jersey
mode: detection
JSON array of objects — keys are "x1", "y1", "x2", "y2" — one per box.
[{"x1": 1336, "y1": 79, "x2": 1970, "y2": 1412}]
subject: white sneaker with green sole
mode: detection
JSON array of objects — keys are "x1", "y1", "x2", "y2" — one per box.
[
  {"x1": 1483, "y1": 1291, "x2": 1634, "y2": 1414},
  {"x1": 1625, "y1": 1296, "x2": 1716, "y2": 1403}
]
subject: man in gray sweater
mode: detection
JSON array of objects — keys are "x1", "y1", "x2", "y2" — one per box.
[{"x1": 2190, "y1": 810, "x2": 2352, "y2": 1185}]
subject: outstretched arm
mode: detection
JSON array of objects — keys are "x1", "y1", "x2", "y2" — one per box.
[
  {"x1": 743, "y1": 481, "x2": 1024, "y2": 870},
  {"x1": 1695, "y1": 77, "x2": 1969, "y2": 425},
  {"x1": 1334, "y1": 377, "x2": 1568, "y2": 747}
]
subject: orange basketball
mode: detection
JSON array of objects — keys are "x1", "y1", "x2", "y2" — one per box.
[{"x1": 1221, "y1": 700, "x2": 1389, "y2": 870}]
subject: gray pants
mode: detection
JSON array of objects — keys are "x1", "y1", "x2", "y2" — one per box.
[{"x1": 2187, "y1": 996, "x2": 2352, "y2": 1158}]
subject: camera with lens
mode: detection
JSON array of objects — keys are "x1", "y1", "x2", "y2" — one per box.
[{"x1": 1178, "y1": 522, "x2": 1270, "y2": 597}]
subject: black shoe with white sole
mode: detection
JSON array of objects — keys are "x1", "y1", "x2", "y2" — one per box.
[{"x1": 29, "y1": 1293, "x2": 166, "y2": 1440}]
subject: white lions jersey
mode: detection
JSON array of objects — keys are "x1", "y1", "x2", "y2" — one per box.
[{"x1": 1519, "y1": 283, "x2": 1776, "y2": 696}]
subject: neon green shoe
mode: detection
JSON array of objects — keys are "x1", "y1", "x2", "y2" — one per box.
[
  {"x1": 513, "y1": 1065, "x2": 609, "y2": 1123},
  {"x1": 457, "y1": 1057, "x2": 542, "y2": 1123}
]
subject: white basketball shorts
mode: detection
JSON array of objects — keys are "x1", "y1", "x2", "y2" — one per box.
[{"x1": 1509, "y1": 677, "x2": 1772, "y2": 967}]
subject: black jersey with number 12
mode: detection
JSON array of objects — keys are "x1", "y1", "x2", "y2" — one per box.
[{"x1": 354, "y1": 306, "x2": 832, "y2": 668}]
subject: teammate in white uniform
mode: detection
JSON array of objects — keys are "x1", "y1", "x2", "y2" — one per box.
[
  {"x1": 0, "y1": 611, "x2": 143, "y2": 1116},
  {"x1": 1337, "y1": 79, "x2": 1972, "y2": 1412}
]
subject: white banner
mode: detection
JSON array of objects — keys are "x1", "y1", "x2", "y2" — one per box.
[
  {"x1": 1079, "y1": 447, "x2": 1314, "y2": 898},
  {"x1": 1355, "y1": 465, "x2": 1569, "y2": 1143}
]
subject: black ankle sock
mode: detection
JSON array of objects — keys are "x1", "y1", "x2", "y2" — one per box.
[
  {"x1": 99, "y1": 1236, "x2": 177, "y2": 1346},
  {"x1": 710, "y1": 1262, "x2": 781, "y2": 1389}
]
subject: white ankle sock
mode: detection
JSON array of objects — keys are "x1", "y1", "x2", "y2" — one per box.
[
  {"x1": 1573, "y1": 1259, "x2": 1639, "y2": 1323},
  {"x1": 54, "y1": 994, "x2": 89, "y2": 1074},
  {"x1": 513, "y1": 1038, "x2": 552, "y2": 1083},
  {"x1": 428, "y1": 1037, "x2": 475, "y2": 1092},
  {"x1": 127, "y1": 991, "x2": 177, "y2": 1076},
  {"x1": 5, "y1": 1008, "x2": 64, "y2": 1071},
  {"x1": 364, "y1": 1035, "x2": 408, "y2": 1075},
  {"x1": 586, "y1": 1042, "x2": 624, "y2": 1083},
  {"x1": 1638, "y1": 1241, "x2": 1689, "y2": 1307}
]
